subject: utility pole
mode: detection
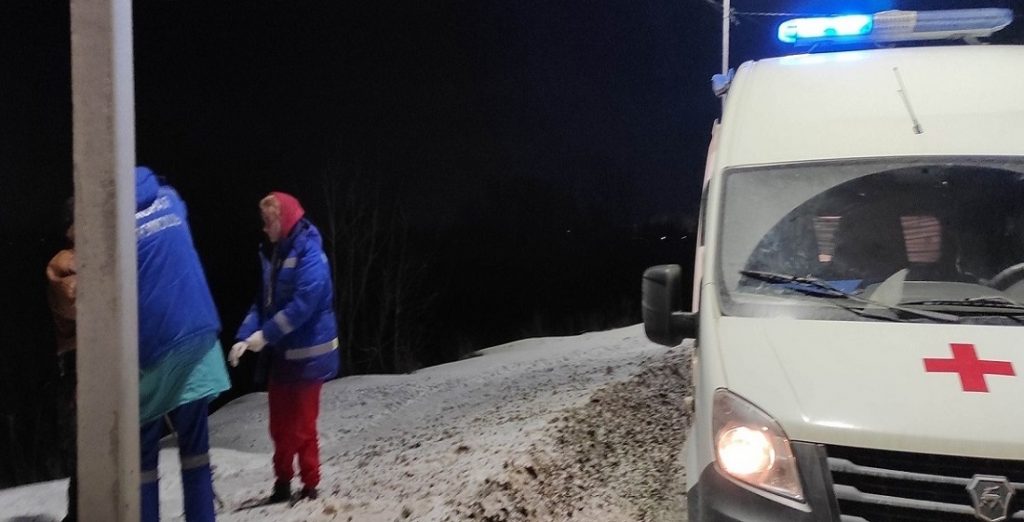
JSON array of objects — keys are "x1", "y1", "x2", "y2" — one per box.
[
  {"x1": 722, "y1": 0, "x2": 730, "y2": 75},
  {"x1": 69, "y1": 0, "x2": 140, "y2": 520},
  {"x1": 720, "y1": 0, "x2": 731, "y2": 113}
]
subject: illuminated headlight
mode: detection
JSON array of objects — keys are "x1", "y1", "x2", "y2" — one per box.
[{"x1": 713, "y1": 389, "x2": 804, "y2": 502}]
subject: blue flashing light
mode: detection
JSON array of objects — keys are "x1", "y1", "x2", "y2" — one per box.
[
  {"x1": 777, "y1": 8, "x2": 1014, "y2": 46},
  {"x1": 777, "y1": 14, "x2": 873, "y2": 44}
]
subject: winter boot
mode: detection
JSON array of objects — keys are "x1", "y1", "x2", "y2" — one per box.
[
  {"x1": 300, "y1": 486, "x2": 318, "y2": 500},
  {"x1": 268, "y1": 480, "x2": 291, "y2": 504}
]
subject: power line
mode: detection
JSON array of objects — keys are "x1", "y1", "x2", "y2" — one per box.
[
  {"x1": 734, "y1": 11, "x2": 833, "y2": 17},
  {"x1": 693, "y1": 0, "x2": 831, "y2": 20}
]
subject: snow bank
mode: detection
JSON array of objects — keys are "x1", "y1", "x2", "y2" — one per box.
[{"x1": 0, "y1": 325, "x2": 692, "y2": 521}]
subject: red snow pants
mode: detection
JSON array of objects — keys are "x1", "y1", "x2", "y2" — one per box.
[{"x1": 268, "y1": 380, "x2": 324, "y2": 488}]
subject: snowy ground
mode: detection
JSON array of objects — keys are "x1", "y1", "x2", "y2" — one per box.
[{"x1": 0, "y1": 324, "x2": 692, "y2": 521}]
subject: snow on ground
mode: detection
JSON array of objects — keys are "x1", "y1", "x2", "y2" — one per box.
[{"x1": 0, "y1": 324, "x2": 692, "y2": 521}]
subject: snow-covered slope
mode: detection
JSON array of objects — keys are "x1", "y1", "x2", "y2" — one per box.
[{"x1": 0, "y1": 324, "x2": 692, "y2": 521}]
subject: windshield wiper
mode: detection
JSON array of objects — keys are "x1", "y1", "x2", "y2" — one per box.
[
  {"x1": 738, "y1": 270, "x2": 846, "y2": 296},
  {"x1": 739, "y1": 270, "x2": 959, "y2": 323},
  {"x1": 900, "y1": 297, "x2": 1024, "y2": 314}
]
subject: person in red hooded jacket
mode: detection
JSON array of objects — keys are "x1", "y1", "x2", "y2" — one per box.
[{"x1": 230, "y1": 192, "x2": 340, "y2": 503}]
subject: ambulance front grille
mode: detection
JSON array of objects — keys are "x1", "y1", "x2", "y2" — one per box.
[{"x1": 825, "y1": 444, "x2": 1024, "y2": 521}]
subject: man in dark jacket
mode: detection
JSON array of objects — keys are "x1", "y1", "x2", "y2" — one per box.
[
  {"x1": 46, "y1": 198, "x2": 77, "y2": 522},
  {"x1": 230, "y1": 191, "x2": 340, "y2": 503},
  {"x1": 135, "y1": 166, "x2": 231, "y2": 522}
]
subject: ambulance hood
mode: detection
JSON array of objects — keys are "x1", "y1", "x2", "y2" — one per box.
[{"x1": 717, "y1": 316, "x2": 1024, "y2": 459}]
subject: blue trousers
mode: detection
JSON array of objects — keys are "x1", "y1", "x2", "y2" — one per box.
[{"x1": 140, "y1": 399, "x2": 215, "y2": 522}]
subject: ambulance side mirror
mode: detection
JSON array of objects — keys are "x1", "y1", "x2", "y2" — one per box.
[{"x1": 642, "y1": 264, "x2": 697, "y2": 346}]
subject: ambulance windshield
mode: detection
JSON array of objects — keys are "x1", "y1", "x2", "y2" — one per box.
[{"x1": 719, "y1": 158, "x2": 1024, "y2": 322}]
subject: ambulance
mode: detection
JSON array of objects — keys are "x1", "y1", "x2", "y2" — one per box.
[{"x1": 641, "y1": 8, "x2": 1024, "y2": 521}]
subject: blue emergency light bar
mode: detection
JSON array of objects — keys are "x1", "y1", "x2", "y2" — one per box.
[
  {"x1": 777, "y1": 15, "x2": 872, "y2": 43},
  {"x1": 777, "y1": 8, "x2": 1014, "y2": 45}
]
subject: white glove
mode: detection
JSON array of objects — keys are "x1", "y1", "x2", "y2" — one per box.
[
  {"x1": 245, "y1": 330, "x2": 267, "y2": 352},
  {"x1": 228, "y1": 341, "x2": 249, "y2": 367}
]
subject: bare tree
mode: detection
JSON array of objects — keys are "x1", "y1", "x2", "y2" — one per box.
[{"x1": 321, "y1": 164, "x2": 433, "y2": 374}]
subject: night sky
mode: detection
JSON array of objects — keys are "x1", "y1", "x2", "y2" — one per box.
[
  {"x1": 4, "y1": 0, "x2": 1019, "y2": 230},
  {"x1": 1, "y1": 0, "x2": 1022, "y2": 485},
  {"x1": 2, "y1": 0, "x2": 1022, "y2": 363},
  {"x1": 3, "y1": 0, "x2": 1020, "y2": 230}
]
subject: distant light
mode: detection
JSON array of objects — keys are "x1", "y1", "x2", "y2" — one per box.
[
  {"x1": 778, "y1": 14, "x2": 872, "y2": 44},
  {"x1": 660, "y1": 236, "x2": 667, "y2": 241}
]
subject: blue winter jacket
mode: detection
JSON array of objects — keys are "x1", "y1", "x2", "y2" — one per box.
[
  {"x1": 236, "y1": 219, "x2": 340, "y2": 383},
  {"x1": 136, "y1": 167, "x2": 221, "y2": 369}
]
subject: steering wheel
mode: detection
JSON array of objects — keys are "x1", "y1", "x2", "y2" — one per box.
[{"x1": 987, "y1": 262, "x2": 1024, "y2": 290}]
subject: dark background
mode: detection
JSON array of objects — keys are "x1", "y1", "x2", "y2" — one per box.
[{"x1": 1, "y1": 0, "x2": 1021, "y2": 487}]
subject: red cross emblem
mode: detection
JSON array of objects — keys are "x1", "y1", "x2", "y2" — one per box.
[{"x1": 923, "y1": 343, "x2": 1015, "y2": 393}]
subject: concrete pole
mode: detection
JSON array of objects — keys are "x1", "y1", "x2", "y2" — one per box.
[{"x1": 69, "y1": 0, "x2": 139, "y2": 520}]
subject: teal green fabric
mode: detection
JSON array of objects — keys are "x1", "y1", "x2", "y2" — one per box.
[{"x1": 140, "y1": 337, "x2": 231, "y2": 424}]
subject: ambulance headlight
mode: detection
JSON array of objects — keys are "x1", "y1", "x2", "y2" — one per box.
[{"x1": 713, "y1": 389, "x2": 804, "y2": 502}]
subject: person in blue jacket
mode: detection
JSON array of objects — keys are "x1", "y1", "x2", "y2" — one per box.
[
  {"x1": 135, "y1": 166, "x2": 231, "y2": 521},
  {"x1": 229, "y1": 191, "x2": 339, "y2": 503}
]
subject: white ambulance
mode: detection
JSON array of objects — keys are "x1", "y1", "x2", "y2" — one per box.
[{"x1": 642, "y1": 9, "x2": 1024, "y2": 522}]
